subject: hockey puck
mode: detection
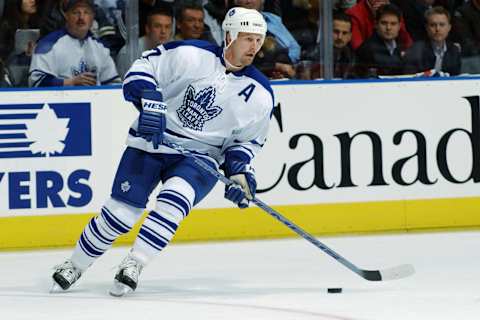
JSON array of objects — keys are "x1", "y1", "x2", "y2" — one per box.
[{"x1": 327, "y1": 288, "x2": 342, "y2": 293}]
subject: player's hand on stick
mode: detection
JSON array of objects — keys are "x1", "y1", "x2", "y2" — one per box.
[
  {"x1": 224, "y1": 163, "x2": 256, "y2": 209},
  {"x1": 138, "y1": 90, "x2": 167, "y2": 149}
]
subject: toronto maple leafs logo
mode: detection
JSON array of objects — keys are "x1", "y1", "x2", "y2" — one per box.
[
  {"x1": 177, "y1": 85, "x2": 222, "y2": 131},
  {"x1": 0, "y1": 102, "x2": 91, "y2": 159},
  {"x1": 121, "y1": 181, "x2": 131, "y2": 193},
  {"x1": 26, "y1": 104, "x2": 69, "y2": 156},
  {"x1": 72, "y1": 59, "x2": 97, "y2": 77}
]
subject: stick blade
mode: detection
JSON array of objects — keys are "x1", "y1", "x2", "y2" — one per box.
[
  {"x1": 379, "y1": 264, "x2": 415, "y2": 281},
  {"x1": 360, "y1": 264, "x2": 415, "y2": 281}
]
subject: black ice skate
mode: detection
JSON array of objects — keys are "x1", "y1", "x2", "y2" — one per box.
[
  {"x1": 109, "y1": 255, "x2": 143, "y2": 297},
  {"x1": 51, "y1": 260, "x2": 82, "y2": 292}
]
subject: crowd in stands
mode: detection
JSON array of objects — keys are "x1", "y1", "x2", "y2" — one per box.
[{"x1": 0, "y1": 0, "x2": 479, "y2": 88}]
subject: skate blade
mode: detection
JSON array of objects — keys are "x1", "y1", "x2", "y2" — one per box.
[
  {"x1": 50, "y1": 282, "x2": 65, "y2": 293},
  {"x1": 109, "y1": 280, "x2": 133, "y2": 297}
]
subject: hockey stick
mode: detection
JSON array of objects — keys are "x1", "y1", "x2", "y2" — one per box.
[{"x1": 164, "y1": 142, "x2": 415, "y2": 282}]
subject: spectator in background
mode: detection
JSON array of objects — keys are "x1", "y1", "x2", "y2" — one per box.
[
  {"x1": 39, "y1": 0, "x2": 123, "y2": 55},
  {"x1": 29, "y1": 0, "x2": 120, "y2": 87},
  {"x1": 139, "y1": 0, "x2": 174, "y2": 37},
  {"x1": 434, "y1": 0, "x2": 464, "y2": 15},
  {"x1": 234, "y1": 0, "x2": 300, "y2": 64},
  {"x1": 0, "y1": 0, "x2": 41, "y2": 61},
  {"x1": 404, "y1": 6, "x2": 461, "y2": 76},
  {"x1": 452, "y1": 0, "x2": 480, "y2": 58},
  {"x1": 175, "y1": 2, "x2": 215, "y2": 42},
  {"x1": 356, "y1": 4, "x2": 405, "y2": 77},
  {"x1": 332, "y1": 12, "x2": 356, "y2": 78},
  {"x1": 346, "y1": 0, "x2": 413, "y2": 50},
  {"x1": 0, "y1": 57, "x2": 13, "y2": 87},
  {"x1": 203, "y1": 0, "x2": 228, "y2": 46},
  {"x1": 234, "y1": 0, "x2": 298, "y2": 79},
  {"x1": 392, "y1": 0, "x2": 435, "y2": 41},
  {"x1": 261, "y1": 0, "x2": 317, "y2": 61},
  {"x1": 0, "y1": 0, "x2": 42, "y2": 86},
  {"x1": 334, "y1": 0, "x2": 357, "y2": 11},
  {"x1": 116, "y1": 7, "x2": 173, "y2": 77}
]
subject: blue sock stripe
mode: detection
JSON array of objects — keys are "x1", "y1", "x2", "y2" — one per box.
[
  {"x1": 149, "y1": 211, "x2": 178, "y2": 231},
  {"x1": 96, "y1": 218, "x2": 118, "y2": 239},
  {"x1": 100, "y1": 209, "x2": 122, "y2": 236},
  {"x1": 157, "y1": 199, "x2": 186, "y2": 217},
  {"x1": 82, "y1": 231, "x2": 104, "y2": 253},
  {"x1": 139, "y1": 228, "x2": 168, "y2": 249},
  {"x1": 157, "y1": 193, "x2": 190, "y2": 216},
  {"x1": 89, "y1": 218, "x2": 114, "y2": 245},
  {"x1": 147, "y1": 216, "x2": 175, "y2": 235},
  {"x1": 79, "y1": 234, "x2": 102, "y2": 257},
  {"x1": 101, "y1": 208, "x2": 129, "y2": 235},
  {"x1": 160, "y1": 189, "x2": 191, "y2": 211},
  {"x1": 142, "y1": 224, "x2": 170, "y2": 244},
  {"x1": 78, "y1": 239, "x2": 96, "y2": 258},
  {"x1": 137, "y1": 234, "x2": 163, "y2": 251},
  {"x1": 140, "y1": 228, "x2": 168, "y2": 249},
  {"x1": 103, "y1": 206, "x2": 131, "y2": 232}
]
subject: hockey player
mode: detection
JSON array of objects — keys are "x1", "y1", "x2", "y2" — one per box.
[{"x1": 51, "y1": 7, "x2": 274, "y2": 296}]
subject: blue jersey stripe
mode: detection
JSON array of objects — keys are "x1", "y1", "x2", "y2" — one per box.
[{"x1": 124, "y1": 71, "x2": 157, "y2": 82}]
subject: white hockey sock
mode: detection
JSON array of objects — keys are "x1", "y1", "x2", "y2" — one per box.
[
  {"x1": 71, "y1": 198, "x2": 143, "y2": 271},
  {"x1": 131, "y1": 178, "x2": 194, "y2": 266}
]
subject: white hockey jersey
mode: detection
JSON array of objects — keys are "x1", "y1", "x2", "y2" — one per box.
[
  {"x1": 29, "y1": 29, "x2": 120, "y2": 87},
  {"x1": 123, "y1": 40, "x2": 275, "y2": 166}
]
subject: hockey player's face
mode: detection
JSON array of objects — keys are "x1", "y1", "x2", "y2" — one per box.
[
  {"x1": 65, "y1": 4, "x2": 94, "y2": 39},
  {"x1": 230, "y1": 32, "x2": 264, "y2": 67}
]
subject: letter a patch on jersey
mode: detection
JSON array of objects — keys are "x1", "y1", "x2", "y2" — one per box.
[
  {"x1": 238, "y1": 83, "x2": 256, "y2": 102},
  {"x1": 177, "y1": 85, "x2": 223, "y2": 131}
]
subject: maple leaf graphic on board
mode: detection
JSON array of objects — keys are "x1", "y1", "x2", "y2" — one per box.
[{"x1": 25, "y1": 104, "x2": 70, "y2": 156}]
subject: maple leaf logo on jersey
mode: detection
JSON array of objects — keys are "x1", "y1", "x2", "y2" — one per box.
[
  {"x1": 25, "y1": 104, "x2": 70, "y2": 156},
  {"x1": 177, "y1": 85, "x2": 222, "y2": 131}
]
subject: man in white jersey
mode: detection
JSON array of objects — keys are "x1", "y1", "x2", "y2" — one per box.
[
  {"x1": 29, "y1": 0, "x2": 120, "y2": 87},
  {"x1": 51, "y1": 7, "x2": 274, "y2": 297}
]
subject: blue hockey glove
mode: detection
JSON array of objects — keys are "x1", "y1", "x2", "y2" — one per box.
[
  {"x1": 138, "y1": 90, "x2": 167, "y2": 149},
  {"x1": 224, "y1": 162, "x2": 256, "y2": 209}
]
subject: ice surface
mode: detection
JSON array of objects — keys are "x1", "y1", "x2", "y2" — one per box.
[{"x1": 0, "y1": 231, "x2": 479, "y2": 320}]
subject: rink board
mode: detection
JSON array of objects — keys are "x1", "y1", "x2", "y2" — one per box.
[
  {"x1": 1, "y1": 78, "x2": 480, "y2": 249},
  {"x1": 1, "y1": 197, "x2": 480, "y2": 249}
]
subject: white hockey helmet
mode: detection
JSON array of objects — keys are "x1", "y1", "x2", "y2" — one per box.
[{"x1": 222, "y1": 7, "x2": 267, "y2": 48}]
